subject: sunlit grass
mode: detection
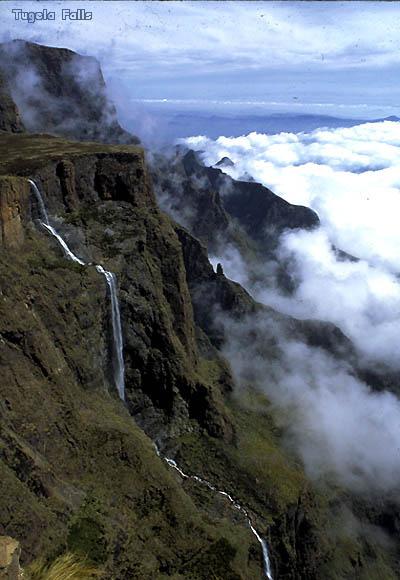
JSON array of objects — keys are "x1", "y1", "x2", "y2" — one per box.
[{"x1": 25, "y1": 553, "x2": 101, "y2": 580}]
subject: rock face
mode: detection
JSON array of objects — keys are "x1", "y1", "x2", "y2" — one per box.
[
  {"x1": 0, "y1": 134, "x2": 252, "y2": 578},
  {"x1": 1, "y1": 41, "x2": 400, "y2": 580},
  {"x1": 215, "y1": 156, "x2": 234, "y2": 168},
  {"x1": 1, "y1": 133, "x2": 400, "y2": 579},
  {"x1": 0, "y1": 40, "x2": 138, "y2": 144},
  {"x1": 0, "y1": 537, "x2": 21, "y2": 580},
  {"x1": 0, "y1": 177, "x2": 29, "y2": 248},
  {"x1": 152, "y1": 149, "x2": 319, "y2": 254},
  {"x1": 0, "y1": 73, "x2": 24, "y2": 134}
]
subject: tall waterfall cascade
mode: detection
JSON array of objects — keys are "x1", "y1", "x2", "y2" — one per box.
[
  {"x1": 28, "y1": 178, "x2": 273, "y2": 577},
  {"x1": 155, "y1": 446, "x2": 274, "y2": 579},
  {"x1": 28, "y1": 179, "x2": 126, "y2": 401}
]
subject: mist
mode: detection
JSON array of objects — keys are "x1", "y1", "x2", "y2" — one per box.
[
  {"x1": 220, "y1": 311, "x2": 400, "y2": 492},
  {"x1": 0, "y1": 40, "x2": 135, "y2": 144},
  {"x1": 187, "y1": 120, "x2": 400, "y2": 492}
]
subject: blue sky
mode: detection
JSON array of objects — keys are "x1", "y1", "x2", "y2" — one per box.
[{"x1": 1, "y1": 1, "x2": 400, "y2": 119}]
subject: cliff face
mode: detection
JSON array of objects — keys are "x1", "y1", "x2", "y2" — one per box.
[
  {"x1": 152, "y1": 149, "x2": 319, "y2": 257},
  {"x1": 1, "y1": 133, "x2": 399, "y2": 580},
  {"x1": 0, "y1": 177, "x2": 29, "y2": 249},
  {"x1": 0, "y1": 73, "x2": 24, "y2": 134},
  {"x1": 0, "y1": 134, "x2": 259, "y2": 579},
  {"x1": 0, "y1": 41, "x2": 138, "y2": 145},
  {"x1": 1, "y1": 41, "x2": 400, "y2": 580}
]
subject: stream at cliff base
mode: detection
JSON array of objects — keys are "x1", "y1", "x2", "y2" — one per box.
[{"x1": 155, "y1": 445, "x2": 274, "y2": 579}]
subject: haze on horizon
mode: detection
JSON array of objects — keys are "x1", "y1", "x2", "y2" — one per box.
[{"x1": 0, "y1": 0, "x2": 399, "y2": 128}]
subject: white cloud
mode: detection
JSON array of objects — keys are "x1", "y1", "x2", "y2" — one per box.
[
  {"x1": 185, "y1": 121, "x2": 400, "y2": 271},
  {"x1": 3, "y1": 2, "x2": 400, "y2": 76},
  {"x1": 188, "y1": 121, "x2": 400, "y2": 367},
  {"x1": 191, "y1": 119, "x2": 400, "y2": 489},
  {"x1": 223, "y1": 314, "x2": 400, "y2": 491}
]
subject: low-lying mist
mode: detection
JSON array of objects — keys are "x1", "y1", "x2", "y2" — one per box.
[{"x1": 184, "y1": 120, "x2": 400, "y2": 493}]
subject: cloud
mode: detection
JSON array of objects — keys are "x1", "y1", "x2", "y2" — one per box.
[
  {"x1": 194, "y1": 122, "x2": 400, "y2": 368},
  {"x1": 2, "y1": 1, "x2": 400, "y2": 119},
  {"x1": 221, "y1": 311, "x2": 400, "y2": 492},
  {"x1": 185, "y1": 121, "x2": 400, "y2": 271},
  {"x1": 193, "y1": 120, "x2": 400, "y2": 490}
]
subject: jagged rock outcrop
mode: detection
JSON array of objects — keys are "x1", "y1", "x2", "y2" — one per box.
[
  {"x1": 0, "y1": 537, "x2": 21, "y2": 580},
  {"x1": 215, "y1": 156, "x2": 234, "y2": 168},
  {"x1": 0, "y1": 40, "x2": 138, "y2": 145},
  {"x1": 152, "y1": 149, "x2": 318, "y2": 255}
]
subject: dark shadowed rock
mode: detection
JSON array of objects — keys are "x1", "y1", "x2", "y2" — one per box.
[
  {"x1": 0, "y1": 72, "x2": 24, "y2": 134},
  {"x1": 215, "y1": 156, "x2": 234, "y2": 168},
  {"x1": 0, "y1": 40, "x2": 139, "y2": 145},
  {"x1": 152, "y1": 148, "x2": 319, "y2": 256}
]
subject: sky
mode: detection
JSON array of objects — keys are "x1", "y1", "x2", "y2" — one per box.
[{"x1": 0, "y1": 1, "x2": 400, "y2": 120}]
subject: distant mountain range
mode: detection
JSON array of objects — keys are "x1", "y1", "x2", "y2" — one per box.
[{"x1": 156, "y1": 111, "x2": 400, "y2": 140}]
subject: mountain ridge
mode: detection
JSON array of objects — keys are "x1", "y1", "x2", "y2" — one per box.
[{"x1": 0, "y1": 40, "x2": 400, "y2": 580}]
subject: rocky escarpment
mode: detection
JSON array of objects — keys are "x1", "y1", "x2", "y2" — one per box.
[
  {"x1": 1, "y1": 132, "x2": 400, "y2": 579},
  {"x1": 0, "y1": 41, "x2": 138, "y2": 145},
  {"x1": 0, "y1": 177, "x2": 29, "y2": 249},
  {"x1": 152, "y1": 149, "x2": 319, "y2": 256},
  {"x1": 1, "y1": 40, "x2": 400, "y2": 580},
  {"x1": 0, "y1": 133, "x2": 233, "y2": 441},
  {"x1": 0, "y1": 133, "x2": 263, "y2": 578}
]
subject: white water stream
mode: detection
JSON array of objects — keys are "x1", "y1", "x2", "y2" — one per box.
[
  {"x1": 28, "y1": 178, "x2": 273, "y2": 577},
  {"x1": 28, "y1": 179, "x2": 125, "y2": 401},
  {"x1": 155, "y1": 446, "x2": 273, "y2": 579}
]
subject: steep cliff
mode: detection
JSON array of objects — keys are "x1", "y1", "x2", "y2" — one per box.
[
  {"x1": 1, "y1": 40, "x2": 400, "y2": 580},
  {"x1": 0, "y1": 41, "x2": 138, "y2": 145},
  {"x1": 152, "y1": 149, "x2": 318, "y2": 257},
  {"x1": 0, "y1": 72, "x2": 24, "y2": 134},
  {"x1": 0, "y1": 134, "x2": 265, "y2": 579}
]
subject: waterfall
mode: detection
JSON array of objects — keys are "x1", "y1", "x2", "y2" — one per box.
[
  {"x1": 155, "y1": 446, "x2": 273, "y2": 580},
  {"x1": 28, "y1": 179, "x2": 125, "y2": 401},
  {"x1": 29, "y1": 179, "x2": 50, "y2": 226},
  {"x1": 29, "y1": 178, "x2": 272, "y2": 575},
  {"x1": 95, "y1": 266, "x2": 125, "y2": 401}
]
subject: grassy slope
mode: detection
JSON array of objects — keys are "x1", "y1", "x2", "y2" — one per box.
[
  {"x1": 0, "y1": 133, "x2": 142, "y2": 175},
  {"x1": 0, "y1": 233, "x2": 264, "y2": 579},
  {"x1": 0, "y1": 133, "x2": 399, "y2": 579}
]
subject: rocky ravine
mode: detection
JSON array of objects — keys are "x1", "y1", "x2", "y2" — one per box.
[{"x1": 0, "y1": 41, "x2": 399, "y2": 580}]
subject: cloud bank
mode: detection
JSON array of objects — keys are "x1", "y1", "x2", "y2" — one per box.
[
  {"x1": 190, "y1": 120, "x2": 400, "y2": 491},
  {"x1": 222, "y1": 312, "x2": 400, "y2": 492},
  {"x1": 2, "y1": 2, "x2": 400, "y2": 119},
  {"x1": 186, "y1": 120, "x2": 400, "y2": 271}
]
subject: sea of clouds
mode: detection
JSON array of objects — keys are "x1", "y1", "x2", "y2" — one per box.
[{"x1": 183, "y1": 121, "x2": 400, "y2": 492}]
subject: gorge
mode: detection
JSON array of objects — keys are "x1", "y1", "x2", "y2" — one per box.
[{"x1": 0, "y1": 39, "x2": 400, "y2": 580}]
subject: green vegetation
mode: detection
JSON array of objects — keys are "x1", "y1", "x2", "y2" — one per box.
[
  {"x1": 25, "y1": 553, "x2": 101, "y2": 580},
  {"x1": 0, "y1": 131, "x2": 399, "y2": 579},
  {"x1": 0, "y1": 133, "x2": 142, "y2": 175}
]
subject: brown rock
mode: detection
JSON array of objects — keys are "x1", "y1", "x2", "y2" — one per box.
[
  {"x1": 0, "y1": 537, "x2": 22, "y2": 580},
  {"x1": 0, "y1": 177, "x2": 29, "y2": 249}
]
